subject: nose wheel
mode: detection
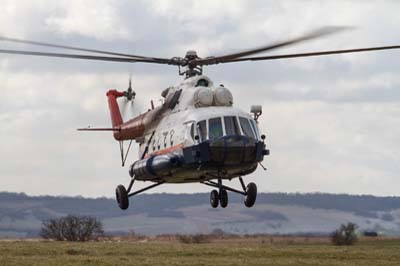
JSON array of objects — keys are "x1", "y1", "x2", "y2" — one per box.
[
  {"x1": 210, "y1": 190, "x2": 219, "y2": 208},
  {"x1": 220, "y1": 189, "x2": 228, "y2": 208},
  {"x1": 204, "y1": 177, "x2": 257, "y2": 208},
  {"x1": 209, "y1": 188, "x2": 229, "y2": 208}
]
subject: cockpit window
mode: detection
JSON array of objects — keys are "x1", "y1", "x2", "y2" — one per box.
[
  {"x1": 209, "y1": 117, "x2": 223, "y2": 140},
  {"x1": 190, "y1": 123, "x2": 195, "y2": 140},
  {"x1": 239, "y1": 117, "x2": 256, "y2": 139},
  {"x1": 224, "y1": 116, "x2": 240, "y2": 135},
  {"x1": 197, "y1": 120, "x2": 207, "y2": 141},
  {"x1": 249, "y1": 119, "x2": 260, "y2": 139}
]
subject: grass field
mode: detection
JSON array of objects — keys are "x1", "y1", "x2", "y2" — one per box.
[{"x1": 0, "y1": 237, "x2": 399, "y2": 266}]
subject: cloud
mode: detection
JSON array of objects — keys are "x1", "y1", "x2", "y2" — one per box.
[
  {"x1": 44, "y1": 0, "x2": 132, "y2": 41},
  {"x1": 0, "y1": 1, "x2": 400, "y2": 197}
]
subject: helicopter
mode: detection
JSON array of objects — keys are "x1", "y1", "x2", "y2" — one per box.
[{"x1": 1, "y1": 27, "x2": 400, "y2": 210}]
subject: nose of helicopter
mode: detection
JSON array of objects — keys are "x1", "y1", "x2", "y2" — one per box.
[
  {"x1": 208, "y1": 135, "x2": 265, "y2": 165},
  {"x1": 182, "y1": 135, "x2": 268, "y2": 167}
]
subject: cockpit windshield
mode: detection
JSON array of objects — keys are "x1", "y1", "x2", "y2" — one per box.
[
  {"x1": 193, "y1": 116, "x2": 259, "y2": 142},
  {"x1": 209, "y1": 117, "x2": 223, "y2": 140},
  {"x1": 249, "y1": 119, "x2": 260, "y2": 139},
  {"x1": 239, "y1": 117, "x2": 256, "y2": 139},
  {"x1": 224, "y1": 116, "x2": 240, "y2": 135},
  {"x1": 197, "y1": 120, "x2": 207, "y2": 141}
]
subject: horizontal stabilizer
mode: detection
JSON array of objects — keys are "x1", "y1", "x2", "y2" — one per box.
[{"x1": 77, "y1": 127, "x2": 121, "y2": 131}]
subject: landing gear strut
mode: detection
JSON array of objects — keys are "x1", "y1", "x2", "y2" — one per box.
[
  {"x1": 202, "y1": 177, "x2": 257, "y2": 208},
  {"x1": 115, "y1": 177, "x2": 165, "y2": 210},
  {"x1": 116, "y1": 175, "x2": 257, "y2": 210}
]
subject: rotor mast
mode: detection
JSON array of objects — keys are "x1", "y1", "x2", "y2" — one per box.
[{"x1": 179, "y1": 50, "x2": 203, "y2": 78}]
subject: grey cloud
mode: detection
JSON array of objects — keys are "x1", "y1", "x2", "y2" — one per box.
[{"x1": 1, "y1": 1, "x2": 400, "y2": 197}]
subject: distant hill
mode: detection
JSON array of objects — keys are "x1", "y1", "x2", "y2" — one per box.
[{"x1": 0, "y1": 192, "x2": 399, "y2": 237}]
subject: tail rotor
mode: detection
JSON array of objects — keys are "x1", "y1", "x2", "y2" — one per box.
[{"x1": 119, "y1": 75, "x2": 136, "y2": 120}]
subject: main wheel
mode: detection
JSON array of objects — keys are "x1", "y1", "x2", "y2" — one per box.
[
  {"x1": 210, "y1": 189, "x2": 219, "y2": 208},
  {"x1": 244, "y1": 182, "x2": 257, "y2": 208},
  {"x1": 116, "y1": 185, "x2": 129, "y2": 210},
  {"x1": 219, "y1": 189, "x2": 228, "y2": 208}
]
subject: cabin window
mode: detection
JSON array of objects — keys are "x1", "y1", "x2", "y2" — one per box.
[
  {"x1": 239, "y1": 117, "x2": 256, "y2": 139},
  {"x1": 197, "y1": 120, "x2": 207, "y2": 141},
  {"x1": 209, "y1": 117, "x2": 223, "y2": 140},
  {"x1": 224, "y1": 116, "x2": 240, "y2": 135}
]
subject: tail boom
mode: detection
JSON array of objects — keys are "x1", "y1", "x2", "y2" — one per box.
[{"x1": 106, "y1": 89, "x2": 164, "y2": 141}]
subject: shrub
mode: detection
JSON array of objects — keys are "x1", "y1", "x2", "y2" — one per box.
[
  {"x1": 177, "y1": 234, "x2": 209, "y2": 244},
  {"x1": 211, "y1": 228, "x2": 226, "y2": 236},
  {"x1": 331, "y1": 222, "x2": 358, "y2": 246},
  {"x1": 41, "y1": 215, "x2": 104, "y2": 241}
]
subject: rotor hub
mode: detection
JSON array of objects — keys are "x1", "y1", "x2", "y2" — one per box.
[{"x1": 185, "y1": 50, "x2": 199, "y2": 61}]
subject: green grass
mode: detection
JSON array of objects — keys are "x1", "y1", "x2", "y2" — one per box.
[{"x1": 0, "y1": 238, "x2": 400, "y2": 266}]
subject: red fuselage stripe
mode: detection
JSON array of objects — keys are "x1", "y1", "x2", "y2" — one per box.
[{"x1": 145, "y1": 143, "x2": 184, "y2": 158}]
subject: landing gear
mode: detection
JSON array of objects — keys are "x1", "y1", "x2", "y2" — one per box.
[
  {"x1": 220, "y1": 189, "x2": 228, "y2": 208},
  {"x1": 244, "y1": 182, "x2": 257, "y2": 208},
  {"x1": 209, "y1": 188, "x2": 228, "y2": 208},
  {"x1": 115, "y1": 176, "x2": 165, "y2": 210},
  {"x1": 210, "y1": 190, "x2": 219, "y2": 208},
  {"x1": 202, "y1": 177, "x2": 257, "y2": 208},
  {"x1": 115, "y1": 185, "x2": 129, "y2": 210}
]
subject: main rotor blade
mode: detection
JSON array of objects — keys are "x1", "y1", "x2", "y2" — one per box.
[
  {"x1": 0, "y1": 49, "x2": 175, "y2": 64},
  {"x1": 0, "y1": 36, "x2": 167, "y2": 62},
  {"x1": 195, "y1": 26, "x2": 350, "y2": 66},
  {"x1": 220, "y1": 45, "x2": 400, "y2": 63}
]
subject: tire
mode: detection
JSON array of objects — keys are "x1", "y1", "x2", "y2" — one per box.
[
  {"x1": 210, "y1": 189, "x2": 219, "y2": 208},
  {"x1": 116, "y1": 185, "x2": 129, "y2": 210},
  {"x1": 244, "y1": 182, "x2": 257, "y2": 208},
  {"x1": 219, "y1": 189, "x2": 228, "y2": 208}
]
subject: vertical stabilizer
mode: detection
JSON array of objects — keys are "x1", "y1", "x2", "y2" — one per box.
[{"x1": 106, "y1": 90, "x2": 125, "y2": 128}]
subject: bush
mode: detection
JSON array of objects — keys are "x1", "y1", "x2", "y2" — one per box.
[
  {"x1": 211, "y1": 228, "x2": 226, "y2": 236},
  {"x1": 331, "y1": 222, "x2": 358, "y2": 246},
  {"x1": 40, "y1": 215, "x2": 104, "y2": 241},
  {"x1": 177, "y1": 234, "x2": 209, "y2": 244}
]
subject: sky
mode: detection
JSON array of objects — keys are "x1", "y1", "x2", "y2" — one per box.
[{"x1": 0, "y1": 0, "x2": 400, "y2": 197}]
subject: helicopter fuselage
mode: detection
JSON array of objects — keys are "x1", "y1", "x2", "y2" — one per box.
[{"x1": 107, "y1": 75, "x2": 269, "y2": 184}]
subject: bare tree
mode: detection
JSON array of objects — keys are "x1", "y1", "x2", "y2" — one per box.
[
  {"x1": 331, "y1": 222, "x2": 358, "y2": 246},
  {"x1": 41, "y1": 215, "x2": 104, "y2": 241}
]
